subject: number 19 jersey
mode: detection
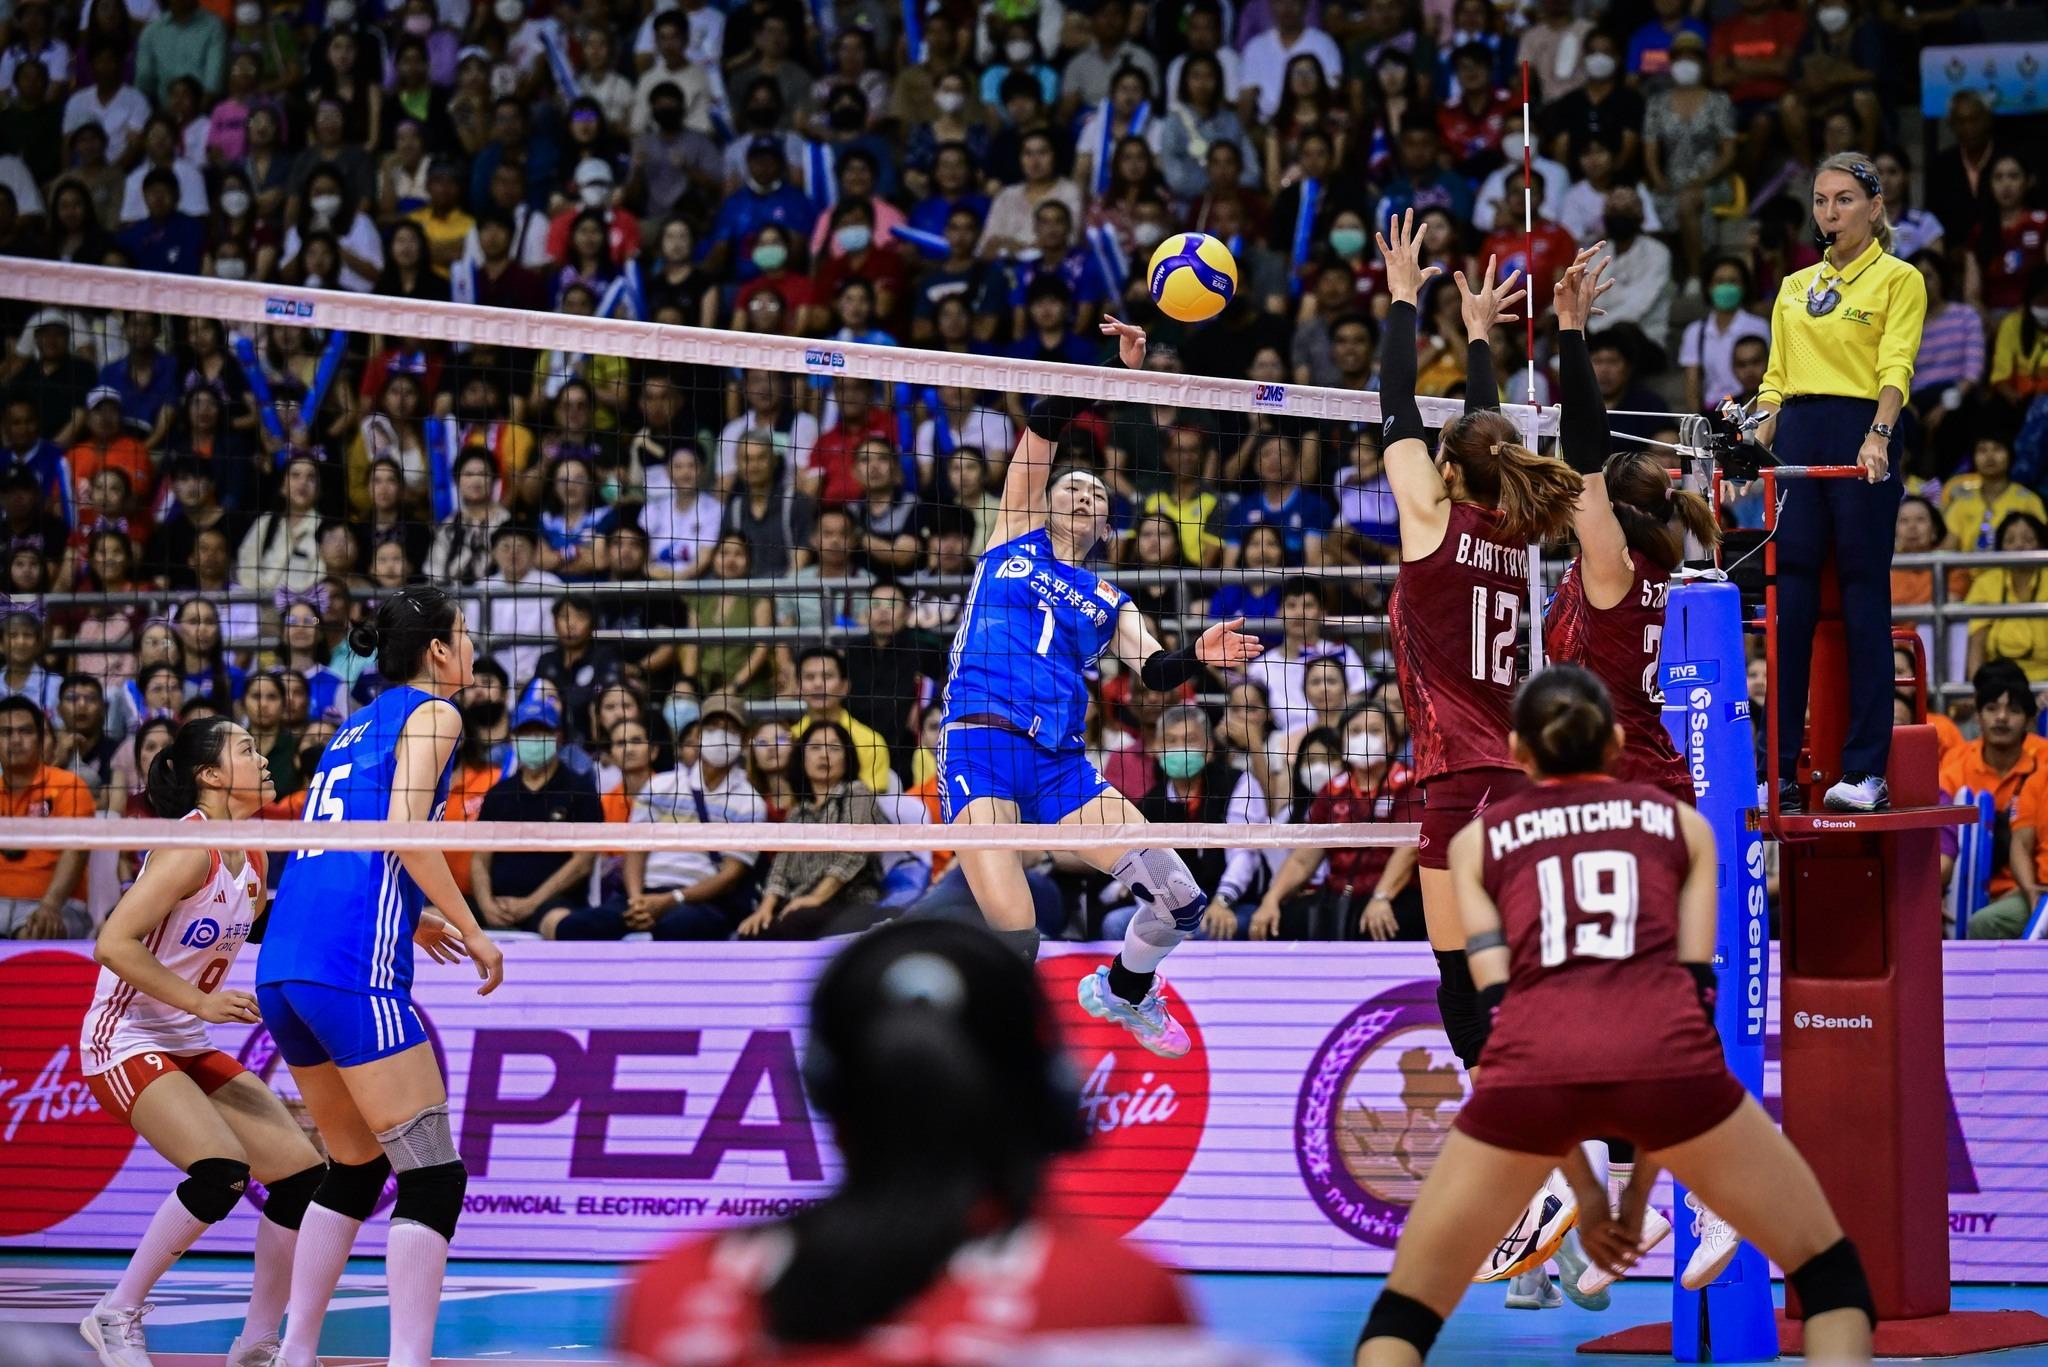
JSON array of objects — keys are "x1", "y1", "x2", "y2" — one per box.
[
  {"x1": 942, "y1": 528, "x2": 1128, "y2": 753},
  {"x1": 1390, "y1": 502, "x2": 1530, "y2": 782},
  {"x1": 258, "y1": 686, "x2": 458, "y2": 999}
]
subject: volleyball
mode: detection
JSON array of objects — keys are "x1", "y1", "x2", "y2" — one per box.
[{"x1": 1147, "y1": 232, "x2": 1238, "y2": 323}]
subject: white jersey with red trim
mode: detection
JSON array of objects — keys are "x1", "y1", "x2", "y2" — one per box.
[{"x1": 81, "y1": 813, "x2": 266, "y2": 1076}]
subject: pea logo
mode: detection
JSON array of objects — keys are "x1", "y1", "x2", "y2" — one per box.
[{"x1": 1294, "y1": 980, "x2": 1466, "y2": 1247}]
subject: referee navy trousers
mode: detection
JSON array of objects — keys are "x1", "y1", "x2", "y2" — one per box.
[{"x1": 1772, "y1": 396, "x2": 1904, "y2": 779}]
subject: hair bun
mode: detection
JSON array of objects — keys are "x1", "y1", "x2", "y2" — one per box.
[{"x1": 346, "y1": 621, "x2": 381, "y2": 657}]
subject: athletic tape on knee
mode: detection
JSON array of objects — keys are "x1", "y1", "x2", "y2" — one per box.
[
  {"x1": 1113, "y1": 848, "x2": 1205, "y2": 937},
  {"x1": 177, "y1": 1157, "x2": 250, "y2": 1224},
  {"x1": 1789, "y1": 1238, "x2": 1876, "y2": 1327},
  {"x1": 260, "y1": 1163, "x2": 327, "y2": 1231},
  {"x1": 1434, "y1": 949, "x2": 1488, "y2": 1069},
  {"x1": 375, "y1": 1102, "x2": 458, "y2": 1173},
  {"x1": 392, "y1": 1161, "x2": 468, "y2": 1242},
  {"x1": 313, "y1": 1155, "x2": 392, "y2": 1221},
  {"x1": 1359, "y1": 1289, "x2": 1444, "y2": 1358}
]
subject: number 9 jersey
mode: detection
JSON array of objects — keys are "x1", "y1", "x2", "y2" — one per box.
[
  {"x1": 1389, "y1": 502, "x2": 1532, "y2": 782},
  {"x1": 258, "y1": 686, "x2": 459, "y2": 1000}
]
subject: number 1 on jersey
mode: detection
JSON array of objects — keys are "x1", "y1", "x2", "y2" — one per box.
[
  {"x1": 1470, "y1": 588, "x2": 1518, "y2": 685},
  {"x1": 299, "y1": 761, "x2": 354, "y2": 858},
  {"x1": 1034, "y1": 601, "x2": 1055, "y2": 656},
  {"x1": 1535, "y1": 850, "x2": 1640, "y2": 966}
]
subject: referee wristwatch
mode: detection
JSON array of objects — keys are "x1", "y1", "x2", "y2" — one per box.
[{"x1": 1868, "y1": 422, "x2": 1896, "y2": 439}]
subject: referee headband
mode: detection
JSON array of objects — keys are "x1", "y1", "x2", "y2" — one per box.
[{"x1": 1830, "y1": 160, "x2": 1882, "y2": 200}]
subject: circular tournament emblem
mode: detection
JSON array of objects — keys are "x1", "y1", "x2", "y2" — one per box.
[
  {"x1": 1038, "y1": 955, "x2": 1210, "y2": 1237},
  {"x1": 1806, "y1": 286, "x2": 1841, "y2": 317},
  {"x1": 0, "y1": 950, "x2": 141, "y2": 1236},
  {"x1": 1294, "y1": 980, "x2": 1468, "y2": 1247},
  {"x1": 236, "y1": 999, "x2": 447, "y2": 1217}
]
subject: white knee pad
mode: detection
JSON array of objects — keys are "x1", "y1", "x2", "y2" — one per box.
[{"x1": 1113, "y1": 847, "x2": 1205, "y2": 942}]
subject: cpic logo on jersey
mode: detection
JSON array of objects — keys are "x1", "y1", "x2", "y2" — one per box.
[
  {"x1": 996, "y1": 556, "x2": 1034, "y2": 580},
  {"x1": 181, "y1": 917, "x2": 222, "y2": 949}
]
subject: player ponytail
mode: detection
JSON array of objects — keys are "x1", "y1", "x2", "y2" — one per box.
[
  {"x1": 1440, "y1": 411, "x2": 1584, "y2": 544},
  {"x1": 146, "y1": 715, "x2": 235, "y2": 817},
  {"x1": 348, "y1": 585, "x2": 459, "y2": 684},
  {"x1": 1513, "y1": 664, "x2": 1617, "y2": 777},
  {"x1": 1601, "y1": 451, "x2": 1721, "y2": 572},
  {"x1": 768, "y1": 921, "x2": 1084, "y2": 1346}
]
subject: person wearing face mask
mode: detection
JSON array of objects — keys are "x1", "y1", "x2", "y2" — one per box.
[
  {"x1": 1588, "y1": 186, "x2": 1675, "y2": 352},
  {"x1": 544, "y1": 158, "x2": 642, "y2": 268},
  {"x1": 1679, "y1": 255, "x2": 1772, "y2": 414},
  {"x1": 471, "y1": 693, "x2": 604, "y2": 939},
  {"x1": 628, "y1": 85, "x2": 724, "y2": 225},
  {"x1": 1538, "y1": 31, "x2": 1642, "y2": 173},
  {"x1": 1252, "y1": 703, "x2": 1421, "y2": 942},
  {"x1": 561, "y1": 701, "x2": 768, "y2": 941},
  {"x1": 704, "y1": 136, "x2": 818, "y2": 282},
  {"x1": 1514, "y1": 0, "x2": 1596, "y2": 102},
  {"x1": 1706, "y1": 0, "x2": 1805, "y2": 174},
  {"x1": 1784, "y1": 2, "x2": 1882, "y2": 167},
  {"x1": 810, "y1": 199, "x2": 907, "y2": 332},
  {"x1": 436, "y1": 697, "x2": 514, "y2": 903}
]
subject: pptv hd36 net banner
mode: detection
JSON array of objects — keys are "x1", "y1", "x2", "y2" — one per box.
[{"x1": 2, "y1": 942, "x2": 2044, "y2": 1279}]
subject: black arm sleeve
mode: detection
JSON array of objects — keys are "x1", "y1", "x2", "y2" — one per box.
[
  {"x1": 1379, "y1": 301, "x2": 1428, "y2": 447},
  {"x1": 1464, "y1": 340, "x2": 1500, "y2": 414},
  {"x1": 1024, "y1": 393, "x2": 1084, "y2": 443},
  {"x1": 1555, "y1": 329, "x2": 1612, "y2": 476},
  {"x1": 1140, "y1": 645, "x2": 1203, "y2": 691},
  {"x1": 1682, "y1": 961, "x2": 1718, "y2": 1028}
]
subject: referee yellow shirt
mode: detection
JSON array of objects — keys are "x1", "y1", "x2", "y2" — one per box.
[{"x1": 1760, "y1": 237, "x2": 1928, "y2": 402}]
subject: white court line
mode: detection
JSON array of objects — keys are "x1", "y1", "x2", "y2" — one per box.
[{"x1": 0, "y1": 1268, "x2": 624, "y2": 1326}]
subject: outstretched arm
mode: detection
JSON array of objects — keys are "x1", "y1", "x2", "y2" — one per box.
[
  {"x1": 1112, "y1": 600, "x2": 1261, "y2": 680},
  {"x1": 1375, "y1": 209, "x2": 1452, "y2": 557},
  {"x1": 989, "y1": 316, "x2": 1147, "y2": 549},
  {"x1": 1454, "y1": 254, "x2": 1524, "y2": 414},
  {"x1": 1556, "y1": 249, "x2": 1633, "y2": 600}
]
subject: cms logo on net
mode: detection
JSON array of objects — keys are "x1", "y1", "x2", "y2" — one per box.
[{"x1": 1791, "y1": 1010, "x2": 1875, "y2": 1030}]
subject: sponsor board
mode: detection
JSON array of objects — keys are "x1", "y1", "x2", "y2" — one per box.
[{"x1": 3, "y1": 942, "x2": 2045, "y2": 1279}]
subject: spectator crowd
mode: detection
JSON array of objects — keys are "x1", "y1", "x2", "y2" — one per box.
[{"x1": 0, "y1": 0, "x2": 2045, "y2": 943}]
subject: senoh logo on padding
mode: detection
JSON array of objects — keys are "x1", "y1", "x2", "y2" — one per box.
[
  {"x1": 1039, "y1": 955, "x2": 1208, "y2": 1237},
  {"x1": 0, "y1": 951, "x2": 140, "y2": 1235},
  {"x1": 1791, "y1": 1011, "x2": 1874, "y2": 1030},
  {"x1": 1294, "y1": 980, "x2": 1464, "y2": 1248}
]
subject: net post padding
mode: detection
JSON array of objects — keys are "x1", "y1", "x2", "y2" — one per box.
[
  {"x1": 2, "y1": 260, "x2": 1559, "y2": 436},
  {"x1": 12, "y1": 817, "x2": 1419, "y2": 853}
]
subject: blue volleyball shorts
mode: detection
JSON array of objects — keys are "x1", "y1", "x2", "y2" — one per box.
[
  {"x1": 938, "y1": 725, "x2": 1110, "y2": 825},
  {"x1": 257, "y1": 980, "x2": 428, "y2": 1069}
]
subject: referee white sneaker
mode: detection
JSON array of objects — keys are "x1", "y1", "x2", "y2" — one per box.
[
  {"x1": 1681, "y1": 1192, "x2": 1741, "y2": 1290},
  {"x1": 1575, "y1": 1203, "x2": 1673, "y2": 1299},
  {"x1": 1077, "y1": 966, "x2": 1191, "y2": 1058},
  {"x1": 1823, "y1": 772, "x2": 1889, "y2": 812},
  {"x1": 80, "y1": 1293, "x2": 155, "y2": 1367},
  {"x1": 1504, "y1": 1267, "x2": 1563, "y2": 1310}
]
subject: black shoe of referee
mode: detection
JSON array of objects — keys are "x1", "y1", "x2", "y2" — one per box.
[{"x1": 1776, "y1": 780, "x2": 1806, "y2": 815}]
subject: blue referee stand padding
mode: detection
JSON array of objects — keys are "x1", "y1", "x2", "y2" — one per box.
[{"x1": 1657, "y1": 580, "x2": 1779, "y2": 1363}]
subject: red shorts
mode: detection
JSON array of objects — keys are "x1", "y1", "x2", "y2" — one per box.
[
  {"x1": 1454, "y1": 1070, "x2": 1748, "y2": 1156},
  {"x1": 86, "y1": 1049, "x2": 247, "y2": 1126},
  {"x1": 1417, "y1": 768, "x2": 1530, "y2": 870}
]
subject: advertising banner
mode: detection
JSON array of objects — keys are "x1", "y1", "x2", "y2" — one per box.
[
  {"x1": 1920, "y1": 43, "x2": 2048, "y2": 118},
  {"x1": 3, "y1": 942, "x2": 2045, "y2": 1279}
]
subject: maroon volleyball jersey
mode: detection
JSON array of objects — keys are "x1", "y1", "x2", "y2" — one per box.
[
  {"x1": 1544, "y1": 549, "x2": 1692, "y2": 804},
  {"x1": 1390, "y1": 502, "x2": 1529, "y2": 783},
  {"x1": 1475, "y1": 777, "x2": 1724, "y2": 1087}
]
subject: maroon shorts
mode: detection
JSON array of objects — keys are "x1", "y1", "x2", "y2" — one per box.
[
  {"x1": 1417, "y1": 768, "x2": 1530, "y2": 870},
  {"x1": 1454, "y1": 1070, "x2": 1748, "y2": 1157}
]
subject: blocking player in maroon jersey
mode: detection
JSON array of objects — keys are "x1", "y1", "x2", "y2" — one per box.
[
  {"x1": 1353, "y1": 666, "x2": 1876, "y2": 1367},
  {"x1": 1543, "y1": 249, "x2": 1722, "y2": 807},
  {"x1": 1375, "y1": 208, "x2": 1584, "y2": 1075}
]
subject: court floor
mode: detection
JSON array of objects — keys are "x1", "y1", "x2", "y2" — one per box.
[{"x1": 6, "y1": 1252, "x2": 2047, "y2": 1364}]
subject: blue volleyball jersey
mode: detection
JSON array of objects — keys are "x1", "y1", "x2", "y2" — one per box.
[
  {"x1": 942, "y1": 528, "x2": 1128, "y2": 753},
  {"x1": 258, "y1": 686, "x2": 459, "y2": 998}
]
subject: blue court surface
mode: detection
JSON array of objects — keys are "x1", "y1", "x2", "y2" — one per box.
[{"x1": 6, "y1": 1253, "x2": 2048, "y2": 1364}]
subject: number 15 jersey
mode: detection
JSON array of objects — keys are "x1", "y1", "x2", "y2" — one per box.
[
  {"x1": 1390, "y1": 502, "x2": 1530, "y2": 782},
  {"x1": 259, "y1": 686, "x2": 458, "y2": 999}
]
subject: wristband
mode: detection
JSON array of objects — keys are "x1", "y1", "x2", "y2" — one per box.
[
  {"x1": 1682, "y1": 961, "x2": 1718, "y2": 1026},
  {"x1": 1463, "y1": 927, "x2": 1507, "y2": 954},
  {"x1": 1140, "y1": 645, "x2": 1203, "y2": 691}
]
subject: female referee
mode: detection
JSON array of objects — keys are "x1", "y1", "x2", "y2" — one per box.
[
  {"x1": 1375, "y1": 208, "x2": 1584, "y2": 1076},
  {"x1": 1753, "y1": 152, "x2": 1927, "y2": 812},
  {"x1": 939, "y1": 315, "x2": 1262, "y2": 1056},
  {"x1": 1354, "y1": 665, "x2": 1875, "y2": 1367},
  {"x1": 256, "y1": 585, "x2": 503, "y2": 1367}
]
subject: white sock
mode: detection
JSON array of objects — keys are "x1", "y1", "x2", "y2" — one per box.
[
  {"x1": 280, "y1": 1204, "x2": 361, "y2": 1367},
  {"x1": 1580, "y1": 1141, "x2": 1611, "y2": 1200},
  {"x1": 240, "y1": 1214, "x2": 297, "y2": 1343},
  {"x1": 384, "y1": 1218, "x2": 450, "y2": 1367},
  {"x1": 111, "y1": 1190, "x2": 210, "y2": 1307}
]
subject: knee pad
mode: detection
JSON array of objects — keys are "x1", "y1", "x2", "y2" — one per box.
[
  {"x1": 1113, "y1": 848, "x2": 1205, "y2": 936},
  {"x1": 376, "y1": 1101, "x2": 458, "y2": 1173},
  {"x1": 392, "y1": 1161, "x2": 468, "y2": 1242},
  {"x1": 176, "y1": 1157, "x2": 251, "y2": 1224},
  {"x1": 1359, "y1": 1289, "x2": 1444, "y2": 1360},
  {"x1": 260, "y1": 1163, "x2": 327, "y2": 1231},
  {"x1": 1434, "y1": 950, "x2": 1487, "y2": 1070},
  {"x1": 313, "y1": 1155, "x2": 393, "y2": 1222},
  {"x1": 1789, "y1": 1238, "x2": 1876, "y2": 1327}
]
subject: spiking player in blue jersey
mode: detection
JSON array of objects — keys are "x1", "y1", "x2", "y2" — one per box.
[
  {"x1": 255, "y1": 585, "x2": 503, "y2": 1367},
  {"x1": 941, "y1": 316, "x2": 1262, "y2": 1057}
]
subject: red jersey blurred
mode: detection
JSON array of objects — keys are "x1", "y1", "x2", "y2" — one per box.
[
  {"x1": 1475, "y1": 777, "x2": 1723, "y2": 1087},
  {"x1": 1480, "y1": 220, "x2": 1578, "y2": 320},
  {"x1": 1390, "y1": 501, "x2": 1529, "y2": 783},
  {"x1": 616, "y1": 1218, "x2": 1192, "y2": 1366},
  {"x1": 1306, "y1": 763, "x2": 1423, "y2": 894},
  {"x1": 1437, "y1": 90, "x2": 1511, "y2": 167},
  {"x1": 1973, "y1": 209, "x2": 2048, "y2": 313},
  {"x1": 1544, "y1": 548, "x2": 1691, "y2": 804}
]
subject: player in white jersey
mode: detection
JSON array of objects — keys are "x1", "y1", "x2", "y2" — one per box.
[{"x1": 77, "y1": 717, "x2": 328, "y2": 1367}]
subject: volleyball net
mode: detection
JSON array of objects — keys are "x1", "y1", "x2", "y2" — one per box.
[{"x1": 0, "y1": 263, "x2": 1563, "y2": 927}]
